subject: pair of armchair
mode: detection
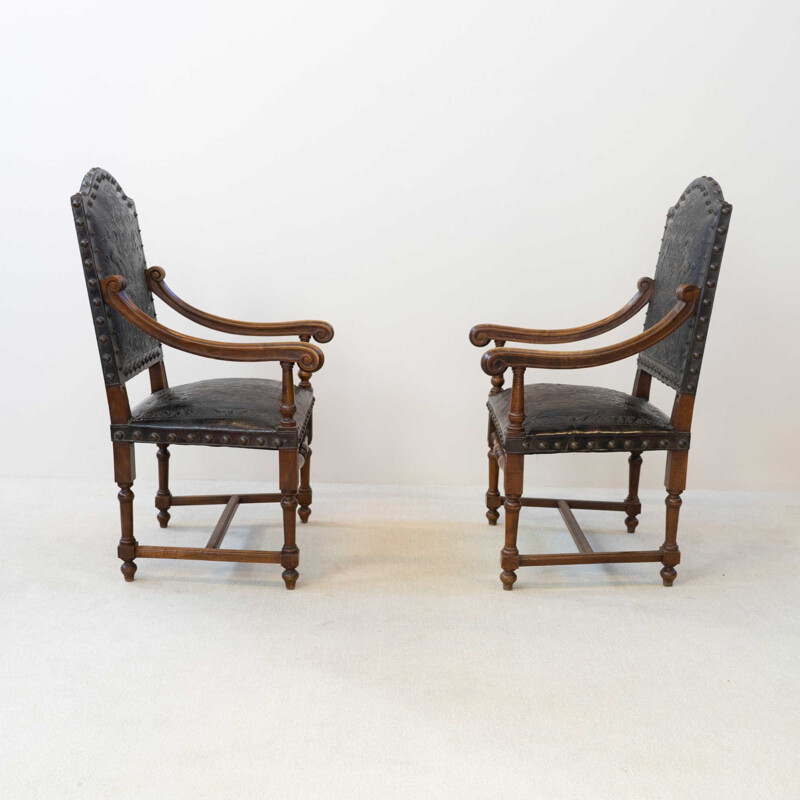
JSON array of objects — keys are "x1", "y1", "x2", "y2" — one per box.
[{"x1": 72, "y1": 169, "x2": 730, "y2": 590}]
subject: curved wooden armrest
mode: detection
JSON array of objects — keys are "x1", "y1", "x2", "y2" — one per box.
[
  {"x1": 101, "y1": 276, "x2": 324, "y2": 371},
  {"x1": 469, "y1": 277, "x2": 654, "y2": 346},
  {"x1": 146, "y1": 267, "x2": 334, "y2": 343},
  {"x1": 481, "y1": 284, "x2": 699, "y2": 375}
]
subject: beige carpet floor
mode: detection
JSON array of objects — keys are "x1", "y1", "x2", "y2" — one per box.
[{"x1": 1, "y1": 477, "x2": 797, "y2": 799}]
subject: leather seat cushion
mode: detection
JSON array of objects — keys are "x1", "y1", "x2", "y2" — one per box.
[
  {"x1": 114, "y1": 378, "x2": 313, "y2": 448},
  {"x1": 489, "y1": 383, "x2": 673, "y2": 439}
]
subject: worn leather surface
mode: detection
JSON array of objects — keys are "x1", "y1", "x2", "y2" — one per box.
[
  {"x1": 111, "y1": 378, "x2": 314, "y2": 450},
  {"x1": 638, "y1": 177, "x2": 729, "y2": 393},
  {"x1": 73, "y1": 168, "x2": 162, "y2": 384},
  {"x1": 488, "y1": 383, "x2": 688, "y2": 454}
]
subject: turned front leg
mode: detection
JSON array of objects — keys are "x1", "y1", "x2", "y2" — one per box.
[
  {"x1": 280, "y1": 447, "x2": 300, "y2": 589},
  {"x1": 660, "y1": 450, "x2": 687, "y2": 587},
  {"x1": 279, "y1": 361, "x2": 300, "y2": 589},
  {"x1": 501, "y1": 453, "x2": 524, "y2": 590},
  {"x1": 113, "y1": 441, "x2": 138, "y2": 582},
  {"x1": 500, "y1": 367, "x2": 525, "y2": 590}
]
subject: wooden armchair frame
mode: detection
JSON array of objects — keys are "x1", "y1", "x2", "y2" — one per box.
[
  {"x1": 72, "y1": 167, "x2": 333, "y2": 588},
  {"x1": 470, "y1": 177, "x2": 732, "y2": 589}
]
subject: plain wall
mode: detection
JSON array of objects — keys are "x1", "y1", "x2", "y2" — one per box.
[{"x1": 1, "y1": 0, "x2": 798, "y2": 491}]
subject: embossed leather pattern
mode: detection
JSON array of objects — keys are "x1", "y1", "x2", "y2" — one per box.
[
  {"x1": 488, "y1": 383, "x2": 689, "y2": 455},
  {"x1": 638, "y1": 177, "x2": 731, "y2": 394},
  {"x1": 72, "y1": 168, "x2": 162, "y2": 385},
  {"x1": 110, "y1": 378, "x2": 314, "y2": 450}
]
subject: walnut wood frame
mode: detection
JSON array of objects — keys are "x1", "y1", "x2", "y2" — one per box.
[
  {"x1": 72, "y1": 168, "x2": 333, "y2": 589},
  {"x1": 471, "y1": 176, "x2": 732, "y2": 592}
]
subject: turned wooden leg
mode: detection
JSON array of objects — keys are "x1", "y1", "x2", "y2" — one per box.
[
  {"x1": 113, "y1": 441, "x2": 138, "y2": 582},
  {"x1": 486, "y1": 447, "x2": 501, "y2": 525},
  {"x1": 500, "y1": 453, "x2": 524, "y2": 590},
  {"x1": 298, "y1": 441, "x2": 312, "y2": 524},
  {"x1": 279, "y1": 447, "x2": 300, "y2": 589},
  {"x1": 155, "y1": 444, "x2": 172, "y2": 528},
  {"x1": 660, "y1": 450, "x2": 687, "y2": 587},
  {"x1": 624, "y1": 450, "x2": 643, "y2": 533}
]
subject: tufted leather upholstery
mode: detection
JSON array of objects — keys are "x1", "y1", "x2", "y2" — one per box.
[
  {"x1": 488, "y1": 383, "x2": 689, "y2": 455},
  {"x1": 111, "y1": 379, "x2": 314, "y2": 450},
  {"x1": 638, "y1": 177, "x2": 730, "y2": 394},
  {"x1": 72, "y1": 168, "x2": 163, "y2": 385}
]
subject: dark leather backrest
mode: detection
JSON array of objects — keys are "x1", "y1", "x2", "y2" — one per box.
[
  {"x1": 71, "y1": 168, "x2": 163, "y2": 386},
  {"x1": 637, "y1": 177, "x2": 732, "y2": 395}
]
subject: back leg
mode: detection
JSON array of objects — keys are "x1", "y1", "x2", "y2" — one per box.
[
  {"x1": 298, "y1": 440, "x2": 312, "y2": 523},
  {"x1": 155, "y1": 444, "x2": 172, "y2": 528},
  {"x1": 486, "y1": 447, "x2": 501, "y2": 525},
  {"x1": 114, "y1": 441, "x2": 138, "y2": 582},
  {"x1": 624, "y1": 450, "x2": 642, "y2": 533},
  {"x1": 660, "y1": 451, "x2": 687, "y2": 587}
]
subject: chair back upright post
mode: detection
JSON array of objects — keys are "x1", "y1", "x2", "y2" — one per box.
[{"x1": 71, "y1": 168, "x2": 165, "y2": 423}]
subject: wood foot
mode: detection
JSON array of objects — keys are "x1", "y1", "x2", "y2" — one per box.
[
  {"x1": 282, "y1": 569, "x2": 298, "y2": 590},
  {"x1": 500, "y1": 570, "x2": 517, "y2": 590},
  {"x1": 625, "y1": 514, "x2": 639, "y2": 534},
  {"x1": 298, "y1": 506, "x2": 311, "y2": 523},
  {"x1": 157, "y1": 509, "x2": 171, "y2": 528},
  {"x1": 121, "y1": 560, "x2": 137, "y2": 582},
  {"x1": 660, "y1": 565, "x2": 677, "y2": 587},
  {"x1": 486, "y1": 508, "x2": 499, "y2": 525}
]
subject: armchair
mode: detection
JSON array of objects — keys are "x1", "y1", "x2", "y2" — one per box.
[
  {"x1": 72, "y1": 168, "x2": 334, "y2": 588},
  {"x1": 470, "y1": 176, "x2": 732, "y2": 589}
]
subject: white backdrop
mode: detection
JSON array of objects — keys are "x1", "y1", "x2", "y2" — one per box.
[{"x1": 1, "y1": 0, "x2": 798, "y2": 491}]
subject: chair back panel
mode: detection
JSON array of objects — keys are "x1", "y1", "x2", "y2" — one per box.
[
  {"x1": 637, "y1": 176, "x2": 732, "y2": 395},
  {"x1": 71, "y1": 168, "x2": 163, "y2": 386}
]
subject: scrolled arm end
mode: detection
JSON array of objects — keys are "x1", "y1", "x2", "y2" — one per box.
[
  {"x1": 102, "y1": 274, "x2": 128, "y2": 298},
  {"x1": 482, "y1": 348, "x2": 509, "y2": 375},
  {"x1": 310, "y1": 323, "x2": 335, "y2": 344},
  {"x1": 675, "y1": 283, "x2": 700, "y2": 305},
  {"x1": 469, "y1": 326, "x2": 493, "y2": 348},
  {"x1": 297, "y1": 344, "x2": 325, "y2": 372},
  {"x1": 146, "y1": 266, "x2": 167, "y2": 287},
  {"x1": 637, "y1": 276, "x2": 654, "y2": 295}
]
